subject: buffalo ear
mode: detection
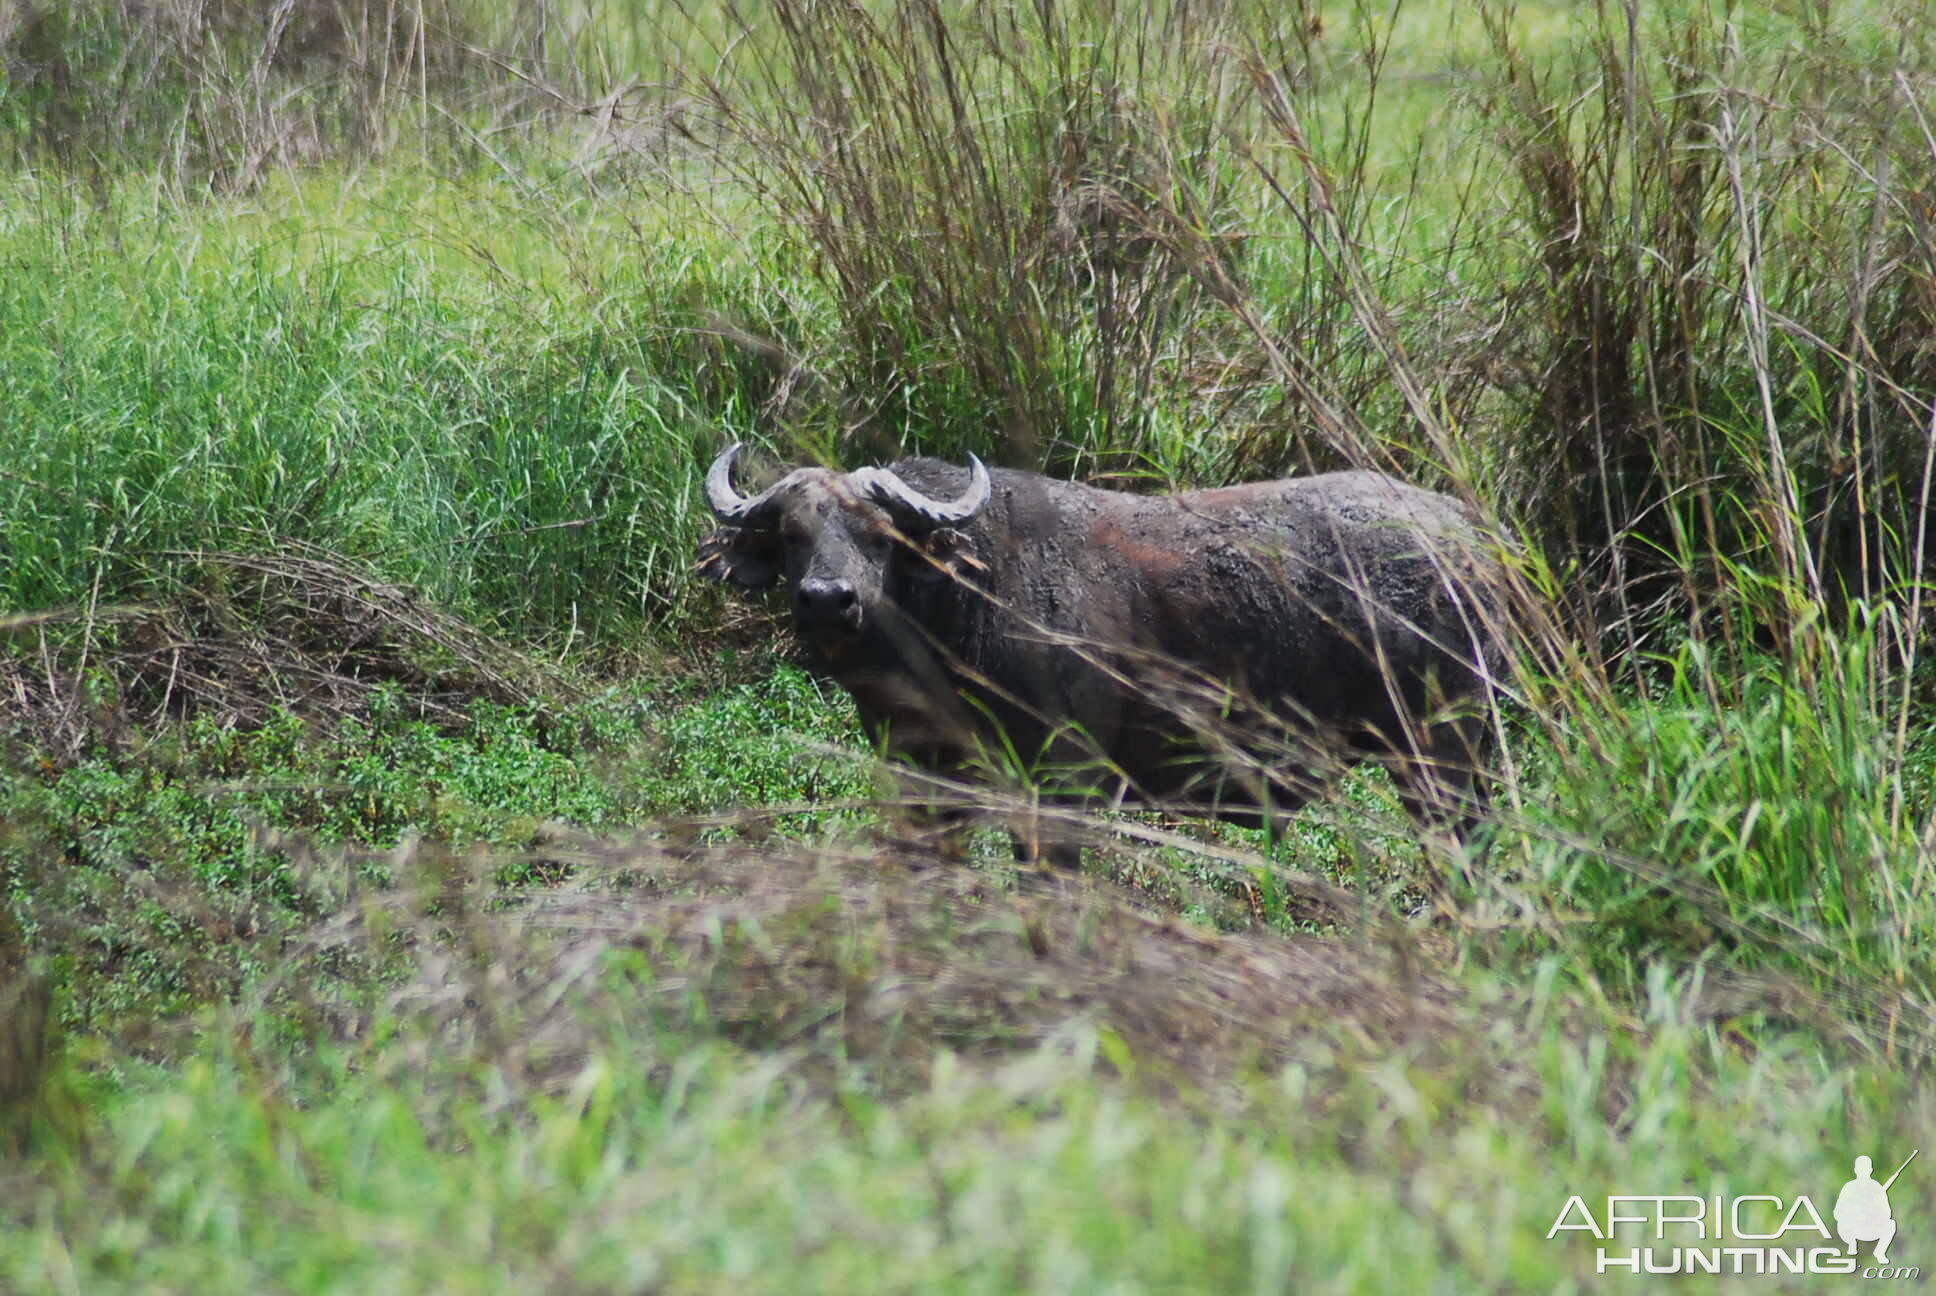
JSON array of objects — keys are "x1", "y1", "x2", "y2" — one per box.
[
  {"x1": 905, "y1": 527, "x2": 986, "y2": 584},
  {"x1": 695, "y1": 527, "x2": 782, "y2": 590}
]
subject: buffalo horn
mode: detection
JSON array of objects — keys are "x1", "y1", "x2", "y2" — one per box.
[
  {"x1": 704, "y1": 442, "x2": 795, "y2": 526},
  {"x1": 850, "y1": 456, "x2": 991, "y2": 528}
]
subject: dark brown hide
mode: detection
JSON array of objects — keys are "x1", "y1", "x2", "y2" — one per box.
[{"x1": 697, "y1": 457, "x2": 1509, "y2": 861}]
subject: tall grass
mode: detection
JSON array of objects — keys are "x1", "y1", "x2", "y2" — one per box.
[
  {"x1": 1460, "y1": 1, "x2": 1936, "y2": 648},
  {"x1": 0, "y1": 179, "x2": 740, "y2": 644},
  {"x1": 0, "y1": 0, "x2": 480, "y2": 182},
  {"x1": 667, "y1": 0, "x2": 1273, "y2": 478},
  {"x1": 9, "y1": 2, "x2": 1931, "y2": 640},
  {"x1": 646, "y1": 0, "x2": 1936, "y2": 650}
]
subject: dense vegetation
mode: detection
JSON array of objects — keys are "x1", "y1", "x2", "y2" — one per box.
[{"x1": 2, "y1": 0, "x2": 1933, "y2": 1289}]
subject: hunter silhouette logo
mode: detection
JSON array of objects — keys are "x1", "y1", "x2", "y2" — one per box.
[
  {"x1": 1548, "y1": 1150, "x2": 1920, "y2": 1278},
  {"x1": 1837, "y1": 1151, "x2": 1916, "y2": 1264}
]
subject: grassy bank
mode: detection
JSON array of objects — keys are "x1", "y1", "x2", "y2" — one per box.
[{"x1": 9, "y1": 956, "x2": 1930, "y2": 1293}]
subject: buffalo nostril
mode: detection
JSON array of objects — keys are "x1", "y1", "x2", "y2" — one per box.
[{"x1": 836, "y1": 590, "x2": 856, "y2": 610}]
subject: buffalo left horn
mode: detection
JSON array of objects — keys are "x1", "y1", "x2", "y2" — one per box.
[{"x1": 850, "y1": 456, "x2": 991, "y2": 528}]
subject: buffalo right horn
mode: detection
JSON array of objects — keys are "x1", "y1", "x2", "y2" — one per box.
[{"x1": 704, "y1": 443, "x2": 797, "y2": 526}]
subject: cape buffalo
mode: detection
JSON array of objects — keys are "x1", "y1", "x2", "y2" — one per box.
[{"x1": 696, "y1": 445, "x2": 1508, "y2": 865}]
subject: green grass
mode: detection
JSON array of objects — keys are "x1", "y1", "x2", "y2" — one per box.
[
  {"x1": 6, "y1": 926, "x2": 1930, "y2": 1294},
  {"x1": 1509, "y1": 634, "x2": 1936, "y2": 984},
  {"x1": 0, "y1": 170, "x2": 753, "y2": 643}
]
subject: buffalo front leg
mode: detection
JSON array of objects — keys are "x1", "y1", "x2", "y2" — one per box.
[
  {"x1": 1010, "y1": 808, "x2": 1084, "y2": 871},
  {"x1": 1384, "y1": 713, "x2": 1494, "y2": 844},
  {"x1": 883, "y1": 776, "x2": 975, "y2": 865},
  {"x1": 875, "y1": 740, "x2": 982, "y2": 865}
]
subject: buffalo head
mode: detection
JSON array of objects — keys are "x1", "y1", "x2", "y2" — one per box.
[{"x1": 695, "y1": 443, "x2": 992, "y2": 650}]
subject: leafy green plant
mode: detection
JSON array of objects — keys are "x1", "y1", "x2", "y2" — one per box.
[{"x1": 0, "y1": 660, "x2": 866, "y2": 1028}]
